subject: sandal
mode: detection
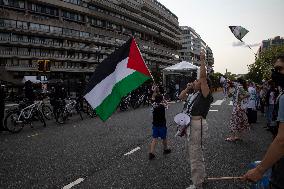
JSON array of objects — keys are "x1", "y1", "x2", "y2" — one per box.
[{"x1": 225, "y1": 137, "x2": 236, "y2": 142}]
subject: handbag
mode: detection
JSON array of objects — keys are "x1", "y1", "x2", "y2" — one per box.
[{"x1": 174, "y1": 92, "x2": 199, "y2": 137}]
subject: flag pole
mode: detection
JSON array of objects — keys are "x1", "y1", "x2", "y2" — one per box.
[
  {"x1": 132, "y1": 37, "x2": 156, "y2": 85},
  {"x1": 207, "y1": 176, "x2": 243, "y2": 181}
]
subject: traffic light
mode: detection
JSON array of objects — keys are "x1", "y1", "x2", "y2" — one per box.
[
  {"x1": 44, "y1": 60, "x2": 51, "y2": 72},
  {"x1": 37, "y1": 60, "x2": 51, "y2": 72},
  {"x1": 38, "y1": 60, "x2": 45, "y2": 72}
]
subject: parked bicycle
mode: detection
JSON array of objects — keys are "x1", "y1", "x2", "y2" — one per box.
[
  {"x1": 41, "y1": 100, "x2": 53, "y2": 120},
  {"x1": 4, "y1": 100, "x2": 46, "y2": 133},
  {"x1": 54, "y1": 98, "x2": 83, "y2": 124}
]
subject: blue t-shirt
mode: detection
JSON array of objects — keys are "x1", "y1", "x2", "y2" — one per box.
[{"x1": 277, "y1": 93, "x2": 284, "y2": 123}]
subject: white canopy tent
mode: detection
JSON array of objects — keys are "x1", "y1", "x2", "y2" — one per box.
[
  {"x1": 162, "y1": 61, "x2": 199, "y2": 85},
  {"x1": 163, "y1": 61, "x2": 199, "y2": 72},
  {"x1": 22, "y1": 76, "x2": 48, "y2": 83}
]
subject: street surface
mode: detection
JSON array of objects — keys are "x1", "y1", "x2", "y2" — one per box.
[{"x1": 0, "y1": 92, "x2": 273, "y2": 189}]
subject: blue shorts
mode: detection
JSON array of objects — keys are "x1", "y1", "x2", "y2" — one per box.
[{"x1": 152, "y1": 126, "x2": 167, "y2": 139}]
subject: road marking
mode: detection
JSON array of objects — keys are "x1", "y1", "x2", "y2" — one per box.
[
  {"x1": 209, "y1": 110, "x2": 219, "y2": 112},
  {"x1": 124, "y1": 147, "x2": 141, "y2": 156},
  {"x1": 62, "y1": 178, "x2": 84, "y2": 189},
  {"x1": 27, "y1": 133, "x2": 39, "y2": 138},
  {"x1": 229, "y1": 101, "x2": 233, "y2": 106},
  {"x1": 211, "y1": 100, "x2": 224, "y2": 106}
]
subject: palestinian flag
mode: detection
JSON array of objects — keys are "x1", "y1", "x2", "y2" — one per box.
[
  {"x1": 229, "y1": 26, "x2": 249, "y2": 42},
  {"x1": 84, "y1": 37, "x2": 151, "y2": 121}
]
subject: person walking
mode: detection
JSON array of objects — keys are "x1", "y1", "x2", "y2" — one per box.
[
  {"x1": 266, "y1": 81, "x2": 277, "y2": 130},
  {"x1": 179, "y1": 51, "x2": 213, "y2": 189},
  {"x1": 247, "y1": 82, "x2": 257, "y2": 124},
  {"x1": 226, "y1": 78, "x2": 250, "y2": 142},
  {"x1": 0, "y1": 83, "x2": 6, "y2": 132}
]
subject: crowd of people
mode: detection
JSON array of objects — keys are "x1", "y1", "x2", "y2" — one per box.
[
  {"x1": 219, "y1": 74, "x2": 282, "y2": 142},
  {"x1": 1, "y1": 54, "x2": 284, "y2": 189},
  {"x1": 149, "y1": 54, "x2": 284, "y2": 189}
]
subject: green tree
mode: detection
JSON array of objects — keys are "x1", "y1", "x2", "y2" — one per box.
[
  {"x1": 225, "y1": 72, "x2": 237, "y2": 81},
  {"x1": 246, "y1": 45, "x2": 284, "y2": 83},
  {"x1": 209, "y1": 72, "x2": 223, "y2": 90}
]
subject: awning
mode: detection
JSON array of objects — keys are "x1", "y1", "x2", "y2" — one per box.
[
  {"x1": 163, "y1": 61, "x2": 199, "y2": 72},
  {"x1": 22, "y1": 76, "x2": 48, "y2": 83}
]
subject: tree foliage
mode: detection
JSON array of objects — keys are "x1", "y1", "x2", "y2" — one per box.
[
  {"x1": 246, "y1": 45, "x2": 284, "y2": 83},
  {"x1": 209, "y1": 72, "x2": 223, "y2": 89}
]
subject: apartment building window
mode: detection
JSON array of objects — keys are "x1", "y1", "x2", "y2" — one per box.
[
  {"x1": 62, "y1": 11, "x2": 83, "y2": 22},
  {"x1": 50, "y1": 26, "x2": 62, "y2": 34},
  {"x1": 63, "y1": 0, "x2": 81, "y2": 5},
  {"x1": 29, "y1": 23, "x2": 40, "y2": 30},
  {"x1": 79, "y1": 31, "x2": 90, "y2": 38},
  {"x1": 28, "y1": 3, "x2": 58, "y2": 16},
  {"x1": 39, "y1": 24, "x2": 49, "y2": 32},
  {"x1": 16, "y1": 21, "x2": 28, "y2": 29},
  {"x1": 0, "y1": 0, "x2": 25, "y2": 8}
]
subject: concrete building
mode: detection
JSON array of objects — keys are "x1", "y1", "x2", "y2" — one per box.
[
  {"x1": 258, "y1": 36, "x2": 284, "y2": 56},
  {"x1": 0, "y1": 0, "x2": 181, "y2": 86},
  {"x1": 179, "y1": 26, "x2": 213, "y2": 67},
  {"x1": 206, "y1": 46, "x2": 214, "y2": 67}
]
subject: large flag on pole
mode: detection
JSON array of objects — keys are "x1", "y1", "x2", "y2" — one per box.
[{"x1": 84, "y1": 37, "x2": 151, "y2": 121}]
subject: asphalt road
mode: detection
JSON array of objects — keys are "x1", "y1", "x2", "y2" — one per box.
[{"x1": 0, "y1": 92, "x2": 273, "y2": 189}]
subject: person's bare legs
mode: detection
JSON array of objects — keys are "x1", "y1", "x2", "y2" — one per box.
[
  {"x1": 162, "y1": 139, "x2": 168, "y2": 150},
  {"x1": 150, "y1": 138, "x2": 158, "y2": 154}
]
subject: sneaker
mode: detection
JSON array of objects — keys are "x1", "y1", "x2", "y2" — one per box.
[
  {"x1": 186, "y1": 184, "x2": 203, "y2": 189},
  {"x1": 163, "y1": 149, "x2": 171, "y2": 155},
  {"x1": 149, "y1": 153, "x2": 155, "y2": 160},
  {"x1": 186, "y1": 185, "x2": 196, "y2": 189}
]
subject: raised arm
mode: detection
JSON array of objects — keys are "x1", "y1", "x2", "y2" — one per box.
[
  {"x1": 200, "y1": 51, "x2": 210, "y2": 98},
  {"x1": 179, "y1": 83, "x2": 192, "y2": 101}
]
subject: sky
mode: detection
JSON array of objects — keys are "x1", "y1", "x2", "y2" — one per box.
[{"x1": 158, "y1": 0, "x2": 284, "y2": 74}]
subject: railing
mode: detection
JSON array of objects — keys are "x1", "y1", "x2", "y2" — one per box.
[
  {"x1": 0, "y1": 50, "x2": 98, "y2": 62},
  {"x1": 4, "y1": 64, "x2": 96, "y2": 72},
  {"x1": 0, "y1": 35, "x2": 118, "y2": 54}
]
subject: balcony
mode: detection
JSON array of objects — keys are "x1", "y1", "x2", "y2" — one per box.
[
  {"x1": 0, "y1": 35, "x2": 107, "y2": 53},
  {"x1": 119, "y1": 0, "x2": 141, "y2": 12},
  {"x1": 0, "y1": 50, "x2": 99, "y2": 63},
  {"x1": 141, "y1": 10, "x2": 180, "y2": 35},
  {"x1": 4, "y1": 63, "x2": 96, "y2": 73},
  {"x1": 141, "y1": 2, "x2": 178, "y2": 26}
]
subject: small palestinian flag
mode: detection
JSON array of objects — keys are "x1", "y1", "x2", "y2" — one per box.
[{"x1": 84, "y1": 37, "x2": 151, "y2": 121}]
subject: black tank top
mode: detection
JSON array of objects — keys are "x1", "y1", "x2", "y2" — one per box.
[
  {"x1": 191, "y1": 93, "x2": 213, "y2": 118},
  {"x1": 152, "y1": 103, "x2": 166, "y2": 126}
]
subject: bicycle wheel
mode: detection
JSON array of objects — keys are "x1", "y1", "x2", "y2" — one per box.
[
  {"x1": 42, "y1": 105, "x2": 53, "y2": 120},
  {"x1": 4, "y1": 111, "x2": 24, "y2": 133},
  {"x1": 35, "y1": 110, "x2": 46, "y2": 127},
  {"x1": 55, "y1": 109, "x2": 66, "y2": 124}
]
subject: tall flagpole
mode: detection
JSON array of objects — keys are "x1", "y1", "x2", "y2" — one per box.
[{"x1": 132, "y1": 37, "x2": 156, "y2": 85}]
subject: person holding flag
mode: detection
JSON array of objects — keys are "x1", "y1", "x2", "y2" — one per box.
[{"x1": 84, "y1": 37, "x2": 152, "y2": 121}]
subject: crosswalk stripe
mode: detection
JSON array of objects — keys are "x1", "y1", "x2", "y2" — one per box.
[
  {"x1": 211, "y1": 100, "x2": 224, "y2": 106},
  {"x1": 229, "y1": 101, "x2": 233, "y2": 106}
]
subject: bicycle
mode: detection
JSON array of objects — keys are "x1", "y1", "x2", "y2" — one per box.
[
  {"x1": 54, "y1": 98, "x2": 83, "y2": 124},
  {"x1": 41, "y1": 100, "x2": 53, "y2": 120},
  {"x1": 4, "y1": 100, "x2": 46, "y2": 133}
]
